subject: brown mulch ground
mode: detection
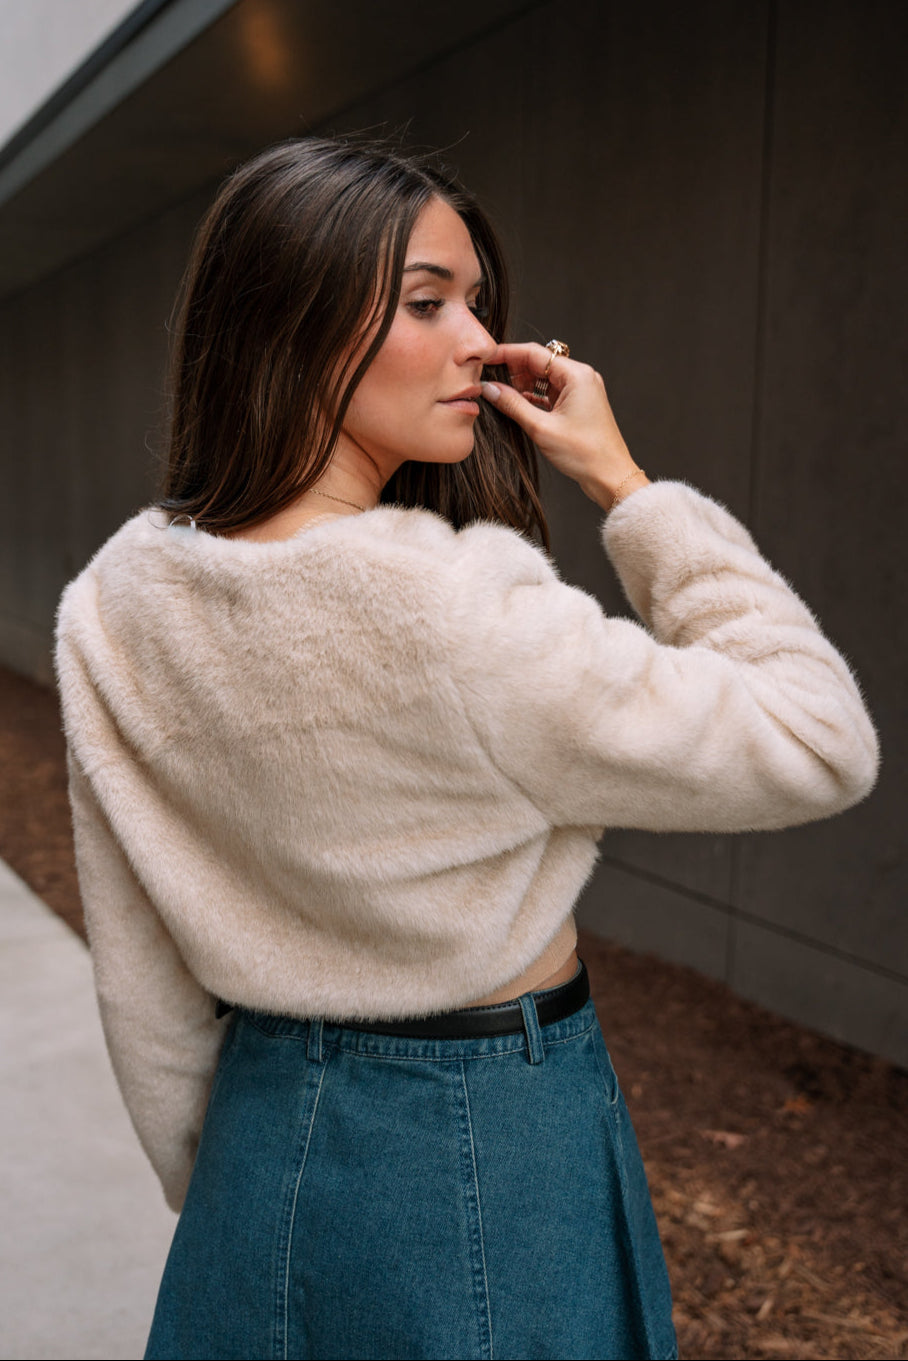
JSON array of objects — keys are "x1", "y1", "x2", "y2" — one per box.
[{"x1": 2, "y1": 663, "x2": 906, "y2": 1360}]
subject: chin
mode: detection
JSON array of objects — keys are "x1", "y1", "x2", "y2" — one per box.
[{"x1": 418, "y1": 439, "x2": 477, "y2": 467}]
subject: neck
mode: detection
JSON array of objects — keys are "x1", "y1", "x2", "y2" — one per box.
[
  {"x1": 223, "y1": 442, "x2": 391, "y2": 543},
  {"x1": 316, "y1": 434, "x2": 388, "y2": 511}
]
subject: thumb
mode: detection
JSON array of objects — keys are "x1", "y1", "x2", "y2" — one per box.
[{"x1": 481, "y1": 380, "x2": 542, "y2": 436}]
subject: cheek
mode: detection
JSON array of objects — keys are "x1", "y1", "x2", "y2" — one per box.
[
  {"x1": 370, "y1": 315, "x2": 438, "y2": 386},
  {"x1": 346, "y1": 317, "x2": 440, "y2": 434},
  {"x1": 373, "y1": 326, "x2": 435, "y2": 387}
]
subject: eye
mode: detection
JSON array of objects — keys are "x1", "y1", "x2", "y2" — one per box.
[
  {"x1": 407, "y1": 298, "x2": 444, "y2": 318},
  {"x1": 469, "y1": 304, "x2": 490, "y2": 321}
]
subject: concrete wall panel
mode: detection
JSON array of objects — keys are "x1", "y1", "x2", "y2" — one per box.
[
  {"x1": 575, "y1": 857, "x2": 731, "y2": 982},
  {"x1": 735, "y1": 0, "x2": 907, "y2": 973},
  {"x1": 732, "y1": 918, "x2": 908, "y2": 1070},
  {"x1": 0, "y1": 190, "x2": 205, "y2": 678}
]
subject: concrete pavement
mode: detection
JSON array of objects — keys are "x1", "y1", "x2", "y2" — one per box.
[{"x1": 0, "y1": 858, "x2": 175, "y2": 1361}]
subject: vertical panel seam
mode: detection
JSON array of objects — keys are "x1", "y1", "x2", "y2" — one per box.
[
  {"x1": 747, "y1": 0, "x2": 779, "y2": 536},
  {"x1": 278, "y1": 1059, "x2": 328, "y2": 1361},
  {"x1": 460, "y1": 1061, "x2": 494, "y2": 1361},
  {"x1": 737, "y1": 0, "x2": 780, "y2": 986}
]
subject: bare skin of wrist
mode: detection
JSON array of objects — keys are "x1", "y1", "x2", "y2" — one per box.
[{"x1": 580, "y1": 467, "x2": 651, "y2": 513}]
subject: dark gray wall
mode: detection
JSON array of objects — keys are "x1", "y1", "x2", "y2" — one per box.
[
  {"x1": 0, "y1": 0, "x2": 904, "y2": 1063},
  {"x1": 0, "y1": 189, "x2": 206, "y2": 679},
  {"x1": 327, "y1": 0, "x2": 908, "y2": 1064}
]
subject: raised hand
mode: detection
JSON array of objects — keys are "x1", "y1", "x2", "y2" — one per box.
[{"x1": 482, "y1": 342, "x2": 649, "y2": 512}]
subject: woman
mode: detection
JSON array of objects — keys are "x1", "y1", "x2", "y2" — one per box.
[{"x1": 55, "y1": 138, "x2": 877, "y2": 1361}]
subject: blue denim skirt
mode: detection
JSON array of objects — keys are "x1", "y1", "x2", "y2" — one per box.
[{"x1": 145, "y1": 992, "x2": 676, "y2": 1360}]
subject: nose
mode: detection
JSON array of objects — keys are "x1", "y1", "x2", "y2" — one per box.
[{"x1": 456, "y1": 306, "x2": 497, "y2": 366}]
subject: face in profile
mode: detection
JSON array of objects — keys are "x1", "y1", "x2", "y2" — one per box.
[{"x1": 336, "y1": 197, "x2": 497, "y2": 478}]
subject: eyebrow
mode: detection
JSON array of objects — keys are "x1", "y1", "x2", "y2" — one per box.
[{"x1": 403, "y1": 262, "x2": 484, "y2": 288}]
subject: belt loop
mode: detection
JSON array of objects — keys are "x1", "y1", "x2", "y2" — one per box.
[
  {"x1": 307, "y1": 1017, "x2": 324, "y2": 1064},
  {"x1": 518, "y1": 993, "x2": 545, "y2": 1065}
]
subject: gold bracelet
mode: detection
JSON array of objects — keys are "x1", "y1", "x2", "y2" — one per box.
[{"x1": 609, "y1": 467, "x2": 646, "y2": 512}]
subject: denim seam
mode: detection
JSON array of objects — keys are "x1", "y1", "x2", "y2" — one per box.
[
  {"x1": 590, "y1": 1030, "x2": 621, "y2": 1108},
  {"x1": 244, "y1": 1010, "x2": 597, "y2": 1047},
  {"x1": 592, "y1": 1029, "x2": 677, "y2": 1355},
  {"x1": 274, "y1": 1058, "x2": 328, "y2": 1360},
  {"x1": 458, "y1": 1062, "x2": 494, "y2": 1361},
  {"x1": 329, "y1": 1016, "x2": 598, "y2": 1063},
  {"x1": 203, "y1": 1013, "x2": 240, "y2": 1111},
  {"x1": 613, "y1": 1099, "x2": 669, "y2": 1361},
  {"x1": 243, "y1": 1014, "x2": 597, "y2": 1064},
  {"x1": 246, "y1": 1016, "x2": 312, "y2": 1038},
  {"x1": 592, "y1": 1059, "x2": 665, "y2": 1357}
]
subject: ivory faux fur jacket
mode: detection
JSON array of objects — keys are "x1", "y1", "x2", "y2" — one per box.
[{"x1": 56, "y1": 481, "x2": 877, "y2": 1208}]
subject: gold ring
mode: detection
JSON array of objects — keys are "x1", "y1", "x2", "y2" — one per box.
[{"x1": 534, "y1": 339, "x2": 570, "y2": 400}]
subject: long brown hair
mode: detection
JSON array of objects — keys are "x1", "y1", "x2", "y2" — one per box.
[{"x1": 160, "y1": 137, "x2": 548, "y2": 547}]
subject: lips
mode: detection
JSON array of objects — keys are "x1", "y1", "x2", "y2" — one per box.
[{"x1": 440, "y1": 385, "x2": 482, "y2": 414}]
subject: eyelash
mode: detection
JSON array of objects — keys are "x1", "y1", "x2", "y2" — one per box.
[{"x1": 407, "y1": 299, "x2": 489, "y2": 321}]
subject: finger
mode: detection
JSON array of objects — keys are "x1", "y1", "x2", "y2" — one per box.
[
  {"x1": 492, "y1": 348, "x2": 563, "y2": 391},
  {"x1": 490, "y1": 341, "x2": 558, "y2": 379},
  {"x1": 527, "y1": 355, "x2": 576, "y2": 404},
  {"x1": 481, "y1": 345, "x2": 547, "y2": 372},
  {"x1": 481, "y1": 380, "x2": 546, "y2": 435}
]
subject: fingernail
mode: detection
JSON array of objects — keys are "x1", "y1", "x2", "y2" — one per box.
[{"x1": 481, "y1": 382, "x2": 501, "y2": 401}]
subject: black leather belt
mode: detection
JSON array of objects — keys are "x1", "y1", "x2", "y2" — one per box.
[{"x1": 338, "y1": 961, "x2": 590, "y2": 1039}]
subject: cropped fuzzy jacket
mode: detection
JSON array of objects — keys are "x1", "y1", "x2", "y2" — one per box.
[{"x1": 55, "y1": 481, "x2": 878, "y2": 1208}]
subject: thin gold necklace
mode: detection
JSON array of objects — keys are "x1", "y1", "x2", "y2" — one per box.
[{"x1": 312, "y1": 489, "x2": 368, "y2": 513}]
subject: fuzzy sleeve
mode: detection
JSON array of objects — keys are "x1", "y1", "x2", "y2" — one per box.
[
  {"x1": 67, "y1": 756, "x2": 227, "y2": 1212},
  {"x1": 447, "y1": 481, "x2": 878, "y2": 833}
]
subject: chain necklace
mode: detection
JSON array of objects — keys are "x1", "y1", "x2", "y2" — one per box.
[{"x1": 312, "y1": 489, "x2": 369, "y2": 513}]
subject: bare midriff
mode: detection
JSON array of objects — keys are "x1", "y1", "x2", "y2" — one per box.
[{"x1": 466, "y1": 916, "x2": 579, "y2": 1006}]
